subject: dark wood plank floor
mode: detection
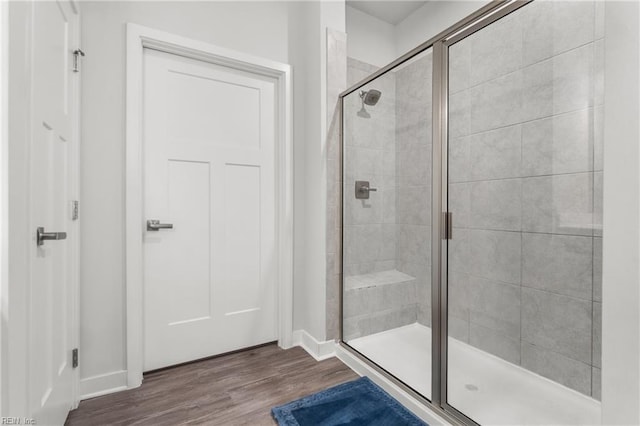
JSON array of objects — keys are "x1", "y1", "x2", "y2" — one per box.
[{"x1": 65, "y1": 343, "x2": 358, "y2": 426}]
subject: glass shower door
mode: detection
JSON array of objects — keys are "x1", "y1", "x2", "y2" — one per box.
[
  {"x1": 445, "y1": 1, "x2": 604, "y2": 424},
  {"x1": 341, "y1": 49, "x2": 434, "y2": 400}
]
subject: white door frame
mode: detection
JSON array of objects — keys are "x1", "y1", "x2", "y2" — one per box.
[{"x1": 125, "y1": 23, "x2": 293, "y2": 388}]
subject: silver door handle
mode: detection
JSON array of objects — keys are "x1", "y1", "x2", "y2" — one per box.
[
  {"x1": 37, "y1": 227, "x2": 67, "y2": 246},
  {"x1": 147, "y1": 220, "x2": 174, "y2": 231}
]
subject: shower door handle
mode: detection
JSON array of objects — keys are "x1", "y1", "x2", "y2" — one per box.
[
  {"x1": 147, "y1": 220, "x2": 174, "y2": 231},
  {"x1": 443, "y1": 212, "x2": 453, "y2": 240}
]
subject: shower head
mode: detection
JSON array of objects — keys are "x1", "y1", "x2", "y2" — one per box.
[{"x1": 360, "y1": 89, "x2": 382, "y2": 106}]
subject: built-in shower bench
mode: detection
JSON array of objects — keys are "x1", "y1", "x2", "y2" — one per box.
[
  {"x1": 343, "y1": 269, "x2": 418, "y2": 340},
  {"x1": 345, "y1": 269, "x2": 415, "y2": 290}
]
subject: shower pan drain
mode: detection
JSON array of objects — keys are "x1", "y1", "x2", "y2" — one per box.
[{"x1": 465, "y1": 384, "x2": 479, "y2": 391}]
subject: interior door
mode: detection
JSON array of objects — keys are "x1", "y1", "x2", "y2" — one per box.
[
  {"x1": 142, "y1": 48, "x2": 277, "y2": 371},
  {"x1": 29, "y1": 0, "x2": 78, "y2": 423}
]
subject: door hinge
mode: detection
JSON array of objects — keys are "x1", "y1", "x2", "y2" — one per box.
[
  {"x1": 443, "y1": 212, "x2": 453, "y2": 240},
  {"x1": 71, "y1": 200, "x2": 79, "y2": 221},
  {"x1": 73, "y1": 49, "x2": 85, "y2": 73},
  {"x1": 72, "y1": 348, "x2": 79, "y2": 368}
]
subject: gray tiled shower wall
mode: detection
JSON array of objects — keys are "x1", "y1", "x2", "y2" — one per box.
[
  {"x1": 447, "y1": 1, "x2": 603, "y2": 399},
  {"x1": 395, "y1": 52, "x2": 433, "y2": 329},
  {"x1": 341, "y1": 49, "x2": 435, "y2": 340},
  {"x1": 342, "y1": 58, "x2": 422, "y2": 340},
  {"x1": 343, "y1": 59, "x2": 397, "y2": 277}
]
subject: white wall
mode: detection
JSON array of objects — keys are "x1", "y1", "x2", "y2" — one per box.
[
  {"x1": 395, "y1": 1, "x2": 487, "y2": 56},
  {"x1": 80, "y1": 0, "x2": 332, "y2": 395},
  {"x1": 289, "y1": 1, "x2": 325, "y2": 341},
  {"x1": 4, "y1": 2, "x2": 33, "y2": 416},
  {"x1": 602, "y1": 1, "x2": 640, "y2": 423},
  {"x1": 0, "y1": 0, "x2": 7, "y2": 415},
  {"x1": 346, "y1": 5, "x2": 395, "y2": 67},
  {"x1": 289, "y1": 1, "x2": 346, "y2": 342}
]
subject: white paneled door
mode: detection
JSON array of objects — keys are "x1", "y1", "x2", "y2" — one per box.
[
  {"x1": 142, "y1": 49, "x2": 277, "y2": 371},
  {"x1": 29, "y1": 0, "x2": 78, "y2": 424}
]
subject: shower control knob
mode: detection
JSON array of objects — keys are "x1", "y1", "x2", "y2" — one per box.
[{"x1": 355, "y1": 181, "x2": 377, "y2": 199}]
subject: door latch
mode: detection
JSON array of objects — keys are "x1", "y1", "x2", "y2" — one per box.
[
  {"x1": 71, "y1": 200, "x2": 79, "y2": 221},
  {"x1": 73, "y1": 49, "x2": 85, "y2": 73}
]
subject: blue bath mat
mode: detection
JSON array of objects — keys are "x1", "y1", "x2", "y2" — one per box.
[{"x1": 271, "y1": 376, "x2": 427, "y2": 426}]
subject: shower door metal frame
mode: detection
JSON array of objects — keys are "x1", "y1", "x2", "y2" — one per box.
[{"x1": 338, "y1": 1, "x2": 533, "y2": 424}]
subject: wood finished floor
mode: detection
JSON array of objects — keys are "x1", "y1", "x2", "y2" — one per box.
[{"x1": 65, "y1": 344, "x2": 358, "y2": 426}]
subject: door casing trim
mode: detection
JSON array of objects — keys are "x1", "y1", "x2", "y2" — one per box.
[{"x1": 125, "y1": 23, "x2": 293, "y2": 388}]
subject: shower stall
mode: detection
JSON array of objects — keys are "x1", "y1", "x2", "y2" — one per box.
[{"x1": 339, "y1": 1, "x2": 604, "y2": 424}]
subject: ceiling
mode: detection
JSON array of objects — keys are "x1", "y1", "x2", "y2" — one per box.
[{"x1": 347, "y1": 1, "x2": 428, "y2": 25}]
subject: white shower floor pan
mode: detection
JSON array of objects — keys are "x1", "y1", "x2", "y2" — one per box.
[{"x1": 349, "y1": 323, "x2": 600, "y2": 425}]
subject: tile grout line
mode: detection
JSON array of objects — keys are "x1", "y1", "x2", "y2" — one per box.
[
  {"x1": 453, "y1": 105, "x2": 598, "y2": 141},
  {"x1": 449, "y1": 169, "x2": 597, "y2": 185},
  {"x1": 450, "y1": 38, "x2": 598, "y2": 98},
  {"x1": 448, "y1": 227, "x2": 595, "y2": 239}
]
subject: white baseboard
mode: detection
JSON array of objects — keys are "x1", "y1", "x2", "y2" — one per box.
[
  {"x1": 292, "y1": 329, "x2": 336, "y2": 361},
  {"x1": 335, "y1": 345, "x2": 451, "y2": 426},
  {"x1": 80, "y1": 370, "x2": 128, "y2": 400}
]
